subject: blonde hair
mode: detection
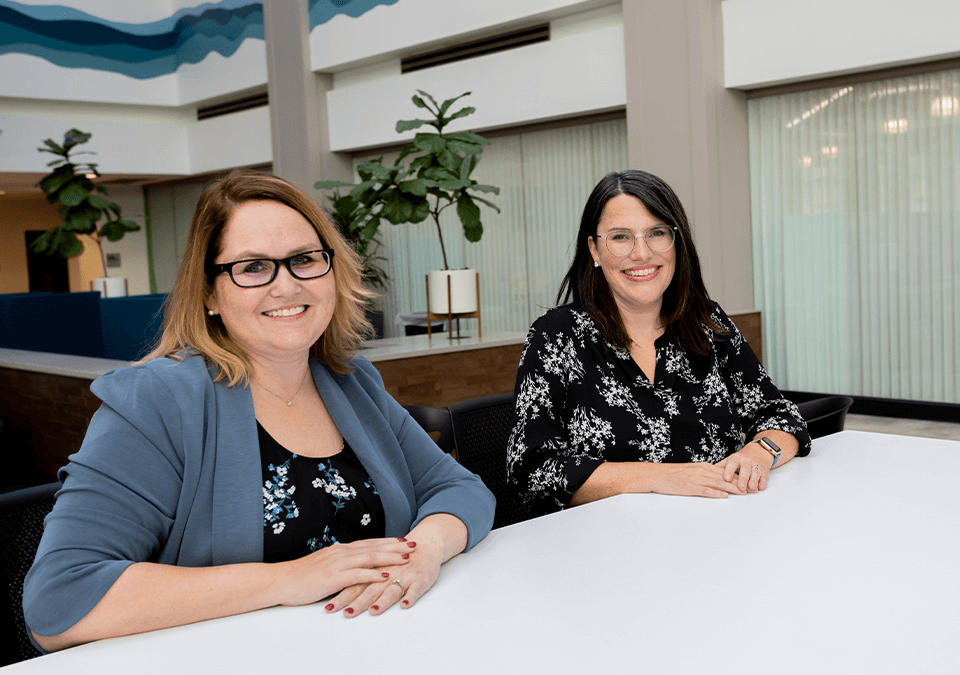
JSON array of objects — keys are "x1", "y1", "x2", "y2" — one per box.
[{"x1": 142, "y1": 169, "x2": 371, "y2": 384}]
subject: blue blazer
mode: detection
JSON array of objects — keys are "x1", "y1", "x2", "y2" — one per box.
[{"x1": 23, "y1": 355, "x2": 495, "y2": 637}]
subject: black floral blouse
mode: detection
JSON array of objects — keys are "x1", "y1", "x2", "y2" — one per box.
[
  {"x1": 506, "y1": 302, "x2": 811, "y2": 517},
  {"x1": 259, "y1": 422, "x2": 385, "y2": 563}
]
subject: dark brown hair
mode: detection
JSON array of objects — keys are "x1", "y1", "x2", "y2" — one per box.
[
  {"x1": 143, "y1": 169, "x2": 371, "y2": 382},
  {"x1": 557, "y1": 169, "x2": 725, "y2": 355}
]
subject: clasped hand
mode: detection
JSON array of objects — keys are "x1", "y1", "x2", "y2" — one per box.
[{"x1": 654, "y1": 444, "x2": 773, "y2": 498}]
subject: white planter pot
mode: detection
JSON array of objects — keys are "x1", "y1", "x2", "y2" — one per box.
[
  {"x1": 428, "y1": 269, "x2": 478, "y2": 314},
  {"x1": 91, "y1": 277, "x2": 127, "y2": 298}
]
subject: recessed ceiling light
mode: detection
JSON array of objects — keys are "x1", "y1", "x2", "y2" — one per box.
[{"x1": 85, "y1": 173, "x2": 97, "y2": 179}]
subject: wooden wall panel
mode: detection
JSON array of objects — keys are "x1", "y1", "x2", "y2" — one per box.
[
  {"x1": 0, "y1": 367, "x2": 100, "y2": 483},
  {"x1": 373, "y1": 344, "x2": 524, "y2": 409}
]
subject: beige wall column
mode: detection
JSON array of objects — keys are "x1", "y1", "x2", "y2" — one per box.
[
  {"x1": 622, "y1": 0, "x2": 753, "y2": 312},
  {"x1": 262, "y1": 1, "x2": 351, "y2": 196}
]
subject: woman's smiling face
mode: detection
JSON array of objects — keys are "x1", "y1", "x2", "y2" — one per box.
[
  {"x1": 206, "y1": 200, "x2": 335, "y2": 366},
  {"x1": 588, "y1": 194, "x2": 676, "y2": 317}
]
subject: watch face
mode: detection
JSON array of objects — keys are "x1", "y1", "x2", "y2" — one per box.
[{"x1": 760, "y1": 437, "x2": 781, "y2": 454}]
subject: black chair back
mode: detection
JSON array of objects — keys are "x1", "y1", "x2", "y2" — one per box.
[
  {"x1": 796, "y1": 396, "x2": 855, "y2": 439},
  {"x1": 448, "y1": 393, "x2": 526, "y2": 530},
  {"x1": 403, "y1": 405, "x2": 455, "y2": 454},
  {"x1": 0, "y1": 482, "x2": 60, "y2": 665}
]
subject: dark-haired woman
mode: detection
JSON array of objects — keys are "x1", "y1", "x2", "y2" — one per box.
[
  {"x1": 24, "y1": 170, "x2": 494, "y2": 652},
  {"x1": 507, "y1": 170, "x2": 810, "y2": 517}
]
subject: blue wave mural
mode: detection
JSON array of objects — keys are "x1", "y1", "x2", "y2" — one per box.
[{"x1": 0, "y1": 0, "x2": 399, "y2": 80}]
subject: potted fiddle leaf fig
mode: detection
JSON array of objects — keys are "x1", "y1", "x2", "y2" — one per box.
[
  {"x1": 32, "y1": 129, "x2": 140, "y2": 296},
  {"x1": 316, "y1": 90, "x2": 499, "y2": 315}
]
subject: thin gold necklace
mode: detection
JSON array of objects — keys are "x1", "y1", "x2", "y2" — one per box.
[{"x1": 252, "y1": 370, "x2": 308, "y2": 407}]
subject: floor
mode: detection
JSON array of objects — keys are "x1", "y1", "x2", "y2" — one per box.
[{"x1": 844, "y1": 414, "x2": 960, "y2": 442}]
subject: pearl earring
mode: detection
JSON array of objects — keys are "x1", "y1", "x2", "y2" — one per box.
[
  {"x1": 207, "y1": 310, "x2": 216, "y2": 316},
  {"x1": 594, "y1": 261, "x2": 600, "y2": 268}
]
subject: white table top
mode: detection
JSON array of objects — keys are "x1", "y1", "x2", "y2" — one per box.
[
  {"x1": 0, "y1": 333, "x2": 526, "y2": 379},
  {"x1": 7, "y1": 430, "x2": 959, "y2": 674}
]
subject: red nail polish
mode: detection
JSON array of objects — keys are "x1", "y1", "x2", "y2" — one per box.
[
  {"x1": 345, "y1": 608, "x2": 354, "y2": 615},
  {"x1": 401, "y1": 600, "x2": 410, "y2": 607},
  {"x1": 382, "y1": 572, "x2": 390, "y2": 578},
  {"x1": 407, "y1": 542, "x2": 416, "y2": 548},
  {"x1": 401, "y1": 553, "x2": 410, "y2": 559},
  {"x1": 397, "y1": 537, "x2": 407, "y2": 542},
  {"x1": 325, "y1": 603, "x2": 334, "y2": 612},
  {"x1": 371, "y1": 605, "x2": 379, "y2": 611}
]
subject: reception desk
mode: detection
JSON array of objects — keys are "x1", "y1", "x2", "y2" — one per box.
[{"x1": 0, "y1": 332, "x2": 525, "y2": 482}]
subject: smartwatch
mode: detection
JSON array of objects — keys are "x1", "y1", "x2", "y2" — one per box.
[{"x1": 750, "y1": 436, "x2": 781, "y2": 468}]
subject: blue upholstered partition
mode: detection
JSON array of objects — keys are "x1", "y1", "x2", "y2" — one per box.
[
  {"x1": 0, "y1": 292, "x2": 105, "y2": 357},
  {"x1": 0, "y1": 292, "x2": 168, "y2": 361},
  {"x1": 99, "y1": 294, "x2": 167, "y2": 361}
]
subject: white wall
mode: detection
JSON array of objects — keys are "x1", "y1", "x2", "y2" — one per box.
[
  {"x1": 723, "y1": 0, "x2": 960, "y2": 89},
  {"x1": 0, "y1": 100, "x2": 193, "y2": 175},
  {"x1": 327, "y1": 6, "x2": 625, "y2": 151},
  {"x1": 188, "y1": 105, "x2": 273, "y2": 174},
  {"x1": 310, "y1": 0, "x2": 619, "y2": 72}
]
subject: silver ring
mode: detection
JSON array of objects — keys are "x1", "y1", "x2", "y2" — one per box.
[
  {"x1": 392, "y1": 579, "x2": 403, "y2": 591},
  {"x1": 753, "y1": 464, "x2": 761, "y2": 472}
]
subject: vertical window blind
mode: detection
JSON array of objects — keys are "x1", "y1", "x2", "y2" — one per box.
[
  {"x1": 749, "y1": 69, "x2": 960, "y2": 403},
  {"x1": 355, "y1": 117, "x2": 629, "y2": 337}
]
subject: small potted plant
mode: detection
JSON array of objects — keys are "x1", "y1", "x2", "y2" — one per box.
[
  {"x1": 316, "y1": 90, "x2": 499, "y2": 316},
  {"x1": 32, "y1": 129, "x2": 140, "y2": 296}
]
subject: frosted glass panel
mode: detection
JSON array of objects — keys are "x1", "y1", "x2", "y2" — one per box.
[{"x1": 749, "y1": 70, "x2": 960, "y2": 403}]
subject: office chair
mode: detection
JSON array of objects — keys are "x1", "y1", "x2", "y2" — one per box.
[
  {"x1": 448, "y1": 392, "x2": 528, "y2": 530},
  {"x1": 0, "y1": 481, "x2": 60, "y2": 666},
  {"x1": 795, "y1": 396, "x2": 855, "y2": 439},
  {"x1": 403, "y1": 405, "x2": 455, "y2": 454}
]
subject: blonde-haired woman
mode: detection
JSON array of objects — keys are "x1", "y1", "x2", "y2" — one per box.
[{"x1": 24, "y1": 170, "x2": 495, "y2": 652}]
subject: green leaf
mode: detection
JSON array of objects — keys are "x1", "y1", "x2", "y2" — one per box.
[
  {"x1": 411, "y1": 95, "x2": 430, "y2": 110},
  {"x1": 360, "y1": 215, "x2": 381, "y2": 241},
  {"x1": 446, "y1": 140, "x2": 484, "y2": 155},
  {"x1": 416, "y1": 90, "x2": 440, "y2": 110},
  {"x1": 379, "y1": 191, "x2": 415, "y2": 225},
  {"x1": 41, "y1": 139, "x2": 65, "y2": 155},
  {"x1": 314, "y1": 179, "x2": 356, "y2": 190},
  {"x1": 29, "y1": 229, "x2": 57, "y2": 254},
  {"x1": 409, "y1": 199, "x2": 431, "y2": 223},
  {"x1": 37, "y1": 170, "x2": 74, "y2": 196},
  {"x1": 438, "y1": 91, "x2": 471, "y2": 117},
  {"x1": 444, "y1": 131, "x2": 491, "y2": 146},
  {"x1": 397, "y1": 179, "x2": 428, "y2": 197},
  {"x1": 87, "y1": 194, "x2": 114, "y2": 210},
  {"x1": 57, "y1": 181, "x2": 90, "y2": 207},
  {"x1": 414, "y1": 133, "x2": 446, "y2": 154},
  {"x1": 459, "y1": 154, "x2": 476, "y2": 180},
  {"x1": 63, "y1": 204, "x2": 100, "y2": 233},
  {"x1": 469, "y1": 183, "x2": 500, "y2": 195},
  {"x1": 421, "y1": 166, "x2": 456, "y2": 182},
  {"x1": 349, "y1": 180, "x2": 379, "y2": 200},
  {"x1": 457, "y1": 195, "x2": 483, "y2": 242},
  {"x1": 396, "y1": 118, "x2": 428, "y2": 134},
  {"x1": 57, "y1": 232, "x2": 84, "y2": 258},
  {"x1": 438, "y1": 178, "x2": 468, "y2": 191},
  {"x1": 468, "y1": 195, "x2": 501, "y2": 213},
  {"x1": 99, "y1": 219, "x2": 139, "y2": 241},
  {"x1": 443, "y1": 106, "x2": 476, "y2": 124},
  {"x1": 437, "y1": 149, "x2": 458, "y2": 170}
]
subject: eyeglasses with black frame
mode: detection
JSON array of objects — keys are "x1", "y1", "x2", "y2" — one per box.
[
  {"x1": 594, "y1": 225, "x2": 677, "y2": 256},
  {"x1": 208, "y1": 249, "x2": 335, "y2": 288}
]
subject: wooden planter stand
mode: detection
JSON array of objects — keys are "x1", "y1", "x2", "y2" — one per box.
[{"x1": 425, "y1": 272, "x2": 481, "y2": 340}]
